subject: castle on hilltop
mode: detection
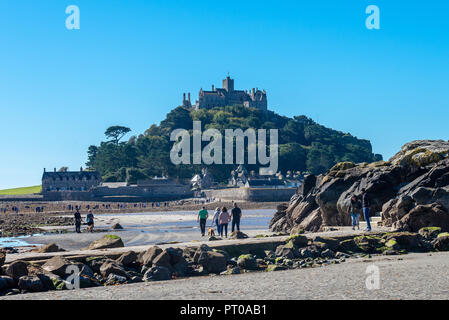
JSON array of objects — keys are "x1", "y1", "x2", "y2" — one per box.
[{"x1": 182, "y1": 76, "x2": 267, "y2": 111}]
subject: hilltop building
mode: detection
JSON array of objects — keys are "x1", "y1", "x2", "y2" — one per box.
[{"x1": 182, "y1": 76, "x2": 267, "y2": 111}]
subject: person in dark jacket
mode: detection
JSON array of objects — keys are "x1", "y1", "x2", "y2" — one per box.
[
  {"x1": 231, "y1": 202, "x2": 242, "y2": 233},
  {"x1": 348, "y1": 195, "x2": 361, "y2": 230},
  {"x1": 361, "y1": 188, "x2": 371, "y2": 231},
  {"x1": 74, "y1": 208, "x2": 82, "y2": 233}
]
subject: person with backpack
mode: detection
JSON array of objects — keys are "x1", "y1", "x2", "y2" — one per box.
[
  {"x1": 86, "y1": 210, "x2": 94, "y2": 232},
  {"x1": 197, "y1": 206, "x2": 208, "y2": 236},
  {"x1": 348, "y1": 195, "x2": 361, "y2": 230},
  {"x1": 74, "y1": 208, "x2": 82, "y2": 233},
  {"x1": 361, "y1": 188, "x2": 371, "y2": 232},
  {"x1": 231, "y1": 202, "x2": 242, "y2": 233}
]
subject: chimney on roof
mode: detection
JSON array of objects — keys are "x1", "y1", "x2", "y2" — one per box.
[
  {"x1": 54, "y1": 168, "x2": 56, "y2": 172},
  {"x1": 80, "y1": 166, "x2": 83, "y2": 172},
  {"x1": 212, "y1": 85, "x2": 215, "y2": 91},
  {"x1": 188, "y1": 93, "x2": 191, "y2": 103}
]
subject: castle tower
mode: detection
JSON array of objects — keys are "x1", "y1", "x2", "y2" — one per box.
[
  {"x1": 182, "y1": 92, "x2": 192, "y2": 108},
  {"x1": 223, "y1": 76, "x2": 234, "y2": 92}
]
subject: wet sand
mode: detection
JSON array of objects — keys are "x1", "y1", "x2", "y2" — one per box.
[{"x1": 16, "y1": 209, "x2": 277, "y2": 251}]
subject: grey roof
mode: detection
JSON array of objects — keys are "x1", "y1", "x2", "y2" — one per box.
[{"x1": 42, "y1": 171, "x2": 101, "y2": 180}]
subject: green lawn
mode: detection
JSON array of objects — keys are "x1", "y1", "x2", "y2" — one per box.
[{"x1": 0, "y1": 185, "x2": 42, "y2": 195}]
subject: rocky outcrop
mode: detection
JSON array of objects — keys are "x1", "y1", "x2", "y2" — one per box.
[{"x1": 270, "y1": 140, "x2": 449, "y2": 233}]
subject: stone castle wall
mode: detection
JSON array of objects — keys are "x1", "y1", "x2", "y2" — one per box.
[{"x1": 204, "y1": 187, "x2": 296, "y2": 202}]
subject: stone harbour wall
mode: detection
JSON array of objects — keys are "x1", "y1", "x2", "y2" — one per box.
[{"x1": 204, "y1": 187, "x2": 296, "y2": 202}]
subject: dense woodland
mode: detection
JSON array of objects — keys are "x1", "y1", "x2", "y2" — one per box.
[{"x1": 86, "y1": 105, "x2": 382, "y2": 184}]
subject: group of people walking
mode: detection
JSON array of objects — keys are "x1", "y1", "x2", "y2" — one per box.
[{"x1": 197, "y1": 203, "x2": 242, "y2": 238}]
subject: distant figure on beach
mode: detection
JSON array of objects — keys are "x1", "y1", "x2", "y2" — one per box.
[
  {"x1": 74, "y1": 208, "x2": 82, "y2": 233},
  {"x1": 231, "y1": 202, "x2": 242, "y2": 233},
  {"x1": 218, "y1": 207, "x2": 231, "y2": 238},
  {"x1": 212, "y1": 207, "x2": 222, "y2": 235},
  {"x1": 360, "y1": 188, "x2": 371, "y2": 232},
  {"x1": 348, "y1": 195, "x2": 361, "y2": 230},
  {"x1": 86, "y1": 210, "x2": 94, "y2": 232},
  {"x1": 197, "y1": 206, "x2": 208, "y2": 236}
]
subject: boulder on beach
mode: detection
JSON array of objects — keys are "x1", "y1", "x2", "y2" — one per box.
[
  {"x1": 139, "y1": 246, "x2": 163, "y2": 266},
  {"x1": 42, "y1": 256, "x2": 74, "y2": 277},
  {"x1": 17, "y1": 276, "x2": 45, "y2": 292},
  {"x1": 111, "y1": 223, "x2": 123, "y2": 230},
  {"x1": 270, "y1": 140, "x2": 449, "y2": 233},
  {"x1": 143, "y1": 266, "x2": 171, "y2": 281},
  {"x1": 230, "y1": 231, "x2": 249, "y2": 239},
  {"x1": 193, "y1": 245, "x2": 227, "y2": 273},
  {"x1": 100, "y1": 260, "x2": 129, "y2": 279},
  {"x1": 116, "y1": 251, "x2": 138, "y2": 267},
  {"x1": 237, "y1": 254, "x2": 258, "y2": 270},
  {"x1": 34, "y1": 243, "x2": 66, "y2": 253},
  {"x1": 84, "y1": 235, "x2": 124, "y2": 250},
  {"x1": 5, "y1": 261, "x2": 29, "y2": 279}
]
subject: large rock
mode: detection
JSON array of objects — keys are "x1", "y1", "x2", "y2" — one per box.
[
  {"x1": 143, "y1": 266, "x2": 171, "y2": 281},
  {"x1": 275, "y1": 242, "x2": 297, "y2": 259},
  {"x1": 34, "y1": 243, "x2": 65, "y2": 253},
  {"x1": 139, "y1": 246, "x2": 163, "y2": 266},
  {"x1": 270, "y1": 140, "x2": 449, "y2": 233},
  {"x1": 42, "y1": 256, "x2": 73, "y2": 277},
  {"x1": 84, "y1": 235, "x2": 124, "y2": 250},
  {"x1": 382, "y1": 232, "x2": 423, "y2": 251},
  {"x1": 116, "y1": 251, "x2": 138, "y2": 267},
  {"x1": 230, "y1": 231, "x2": 249, "y2": 239},
  {"x1": 18, "y1": 276, "x2": 45, "y2": 292},
  {"x1": 0, "y1": 276, "x2": 14, "y2": 291},
  {"x1": 193, "y1": 245, "x2": 227, "y2": 273},
  {"x1": 100, "y1": 260, "x2": 129, "y2": 278},
  {"x1": 392, "y1": 203, "x2": 449, "y2": 232},
  {"x1": 237, "y1": 254, "x2": 258, "y2": 270},
  {"x1": 433, "y1": 233, "x2": 449, "y2": 251},
  {"x1": 5, "y1": 261, "x2": 28, "y2": 279}
]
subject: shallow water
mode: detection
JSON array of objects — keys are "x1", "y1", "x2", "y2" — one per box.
[{"x1": 0, "y1": 235, "x2": 42, "y2": 248}]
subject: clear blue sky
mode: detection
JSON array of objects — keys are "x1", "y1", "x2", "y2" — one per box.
[{"x1": 0, "y1": 0, "x2": 448, "y2": 189}]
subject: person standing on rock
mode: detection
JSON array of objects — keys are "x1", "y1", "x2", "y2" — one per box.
[
  {"x1": 218, "y1": 207, "x2": 231, "y2": 238},
  {"x1": 348, "y1": 195, "x2": 361, "y2": 230},
  {"x1": 231, "y1": 202, "x2": 242, "y2": 233},
  {"x1": 361, "y1": 188, "x2": 371, "y2": 232},
  {"x1": 197, "y1": 206, "x2": 208, "y2": 236},
  {"x1": 74, "y1": 208, "x2": 82, "y2": 233}
]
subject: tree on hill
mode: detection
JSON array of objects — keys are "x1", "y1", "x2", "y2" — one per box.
[{"x1": 105, "y1": 126, "x2": 131, "y2": 145}]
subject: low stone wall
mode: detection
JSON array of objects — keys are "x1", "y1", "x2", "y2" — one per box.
[
  {"x1": 0, "y1": 195, "x2": 43, "y2": 202},
  {"x1": 204, "y1": 187, "x2": 296, "y2": 202},
  {"x1": 42, "y1": 184, "x2": 193, "y2": 202}
]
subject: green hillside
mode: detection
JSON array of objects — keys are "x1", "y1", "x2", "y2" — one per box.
[
  {"x1": 0, "y1": 185, "x2": 42, "y2": 195},
  {"x1": 86, "y1": 105, "x2": 382, "y2": 183}
]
